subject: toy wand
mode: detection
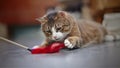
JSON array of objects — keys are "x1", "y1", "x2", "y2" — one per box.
[
  {"x1": 0, "y1": 36, "x2": 31, "y2": 51},
  {"x1": 0, "y1": 36, "x2": 65, "y2": 54}
]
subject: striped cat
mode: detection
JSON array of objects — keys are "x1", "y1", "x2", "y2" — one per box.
[{"x1": 34, "y1": 11, "x2": 120, "y2": 49}]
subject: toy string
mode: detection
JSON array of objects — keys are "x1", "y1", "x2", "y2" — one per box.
[{"x1": 0, "y1": 36, "x2": 29, "y2": 49}]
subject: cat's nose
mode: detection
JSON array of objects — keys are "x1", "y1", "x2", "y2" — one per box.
[{"x1": 53, "y1": 36, "x2": 57, "y2": 39}]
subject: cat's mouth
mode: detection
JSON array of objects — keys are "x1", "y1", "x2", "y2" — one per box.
[
  {"x1": 55, "y1": 38, "x2": 61, "y2": 41},
  {"x1": 54, "y1": 38, "x2": 63, "y2": 41}
]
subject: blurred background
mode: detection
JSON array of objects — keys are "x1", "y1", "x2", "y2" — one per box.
[{"x1": 0, "y1": 0, "x2": 120, "y2": 38}]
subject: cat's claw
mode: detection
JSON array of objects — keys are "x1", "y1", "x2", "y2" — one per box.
[{"x1": 64, "y1": 39, "x2": 74, "y2": 49}]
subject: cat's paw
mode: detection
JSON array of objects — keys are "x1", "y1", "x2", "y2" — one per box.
[
  {"x1": 32, "y1": 45, "x2": 39, "y2": 49},
  {"x1": 104, "y1": 35, "x2": 114, "y2": 41},
  {"x1": 64, "y1": 39, "x2": 74, "y2": 49}
]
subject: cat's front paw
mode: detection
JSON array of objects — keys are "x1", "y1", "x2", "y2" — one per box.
[
  {"x1": 64, "y1": 39, "x2": 75, "y2": 49},
  {"x1": 32, "y1": 45, "x2": 39, "y2": 49}
]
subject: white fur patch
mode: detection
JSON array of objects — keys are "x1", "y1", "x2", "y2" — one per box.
[
  {"x1": 32, "y1": 45, "x2": 39, "y2": 49},
  {"x1": 104, "y1": 35, "x2": 114, "y2": 41},
  {"x1": 51, "y1": 27, "x2": 67, "y2": 41},
  {"x1": 64, "y1": 39, "x2": 74, "y2": 48}
]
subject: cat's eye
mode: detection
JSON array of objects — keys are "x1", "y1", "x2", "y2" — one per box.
[
  {"x1": 56, "y1": 27, "x2": 62, "y2": 31},
  {"x1": 45, "y1": 30, "x2": 52, "y2": 34}
]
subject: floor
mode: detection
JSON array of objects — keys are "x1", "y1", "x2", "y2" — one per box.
[{"x1": 0, "y1": 13, "x2": 120, "y2": 68}]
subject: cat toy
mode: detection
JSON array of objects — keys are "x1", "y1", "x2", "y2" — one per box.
[{"x1": 0, "y1": 36, "x2": 65, "y2": 54}]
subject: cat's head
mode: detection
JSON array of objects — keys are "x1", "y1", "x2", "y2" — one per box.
[{"x1": 37, "y1": 11, "x2": 74, "y2": 41}]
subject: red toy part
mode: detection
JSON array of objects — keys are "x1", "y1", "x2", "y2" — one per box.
[{"x1": 30, "y1": 42, "x2": 65, "y2": 54}]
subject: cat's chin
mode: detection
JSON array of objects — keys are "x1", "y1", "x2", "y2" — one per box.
[
  {"x1": 54, "y1": 39, "x2": 62, "y2": 42},
  {"x1": 53, "y1": 38, "x2": 64, "y2": 42}
]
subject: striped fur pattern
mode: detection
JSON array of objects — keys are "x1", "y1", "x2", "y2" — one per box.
[{"x1": 37, "y1": 11, "x2": 120, "y2": 49}]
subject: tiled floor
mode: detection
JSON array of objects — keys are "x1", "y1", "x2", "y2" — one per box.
[{"x1": 0, "y1": 13, "x2": 120, "y2": 68}]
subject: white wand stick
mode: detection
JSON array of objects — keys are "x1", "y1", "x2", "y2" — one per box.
[{"x1": 0, "y1": 36, "x2": 30, "y2": 50}]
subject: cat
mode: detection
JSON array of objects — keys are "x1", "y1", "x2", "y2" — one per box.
[{"x1": 34, "y1": 11, "x2": 120, "y2": 49}]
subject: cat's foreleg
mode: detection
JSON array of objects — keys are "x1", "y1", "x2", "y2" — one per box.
[{"x1": 64, "y1": 36, "x2": 82, "y2": 49}]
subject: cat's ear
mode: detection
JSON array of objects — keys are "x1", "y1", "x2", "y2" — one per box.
[
  {"x1": 57, "y1": 11, "x2": 67, "y2": 17},
  {"x1": 36, "y1": 16, "x2": 47, "y2": 24}
]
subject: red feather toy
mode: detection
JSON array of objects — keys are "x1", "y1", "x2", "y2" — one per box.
[
  {"x1": 0, "y1": 37, "x2": 65, "y2": 54},
  {"x1": 30, "y1": 42, "x2": 65, "y2": 54}
]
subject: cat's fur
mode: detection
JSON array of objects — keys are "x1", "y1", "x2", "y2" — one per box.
[{"x1": 36, "y1": 11, "x2": 120, "y2": 49}]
